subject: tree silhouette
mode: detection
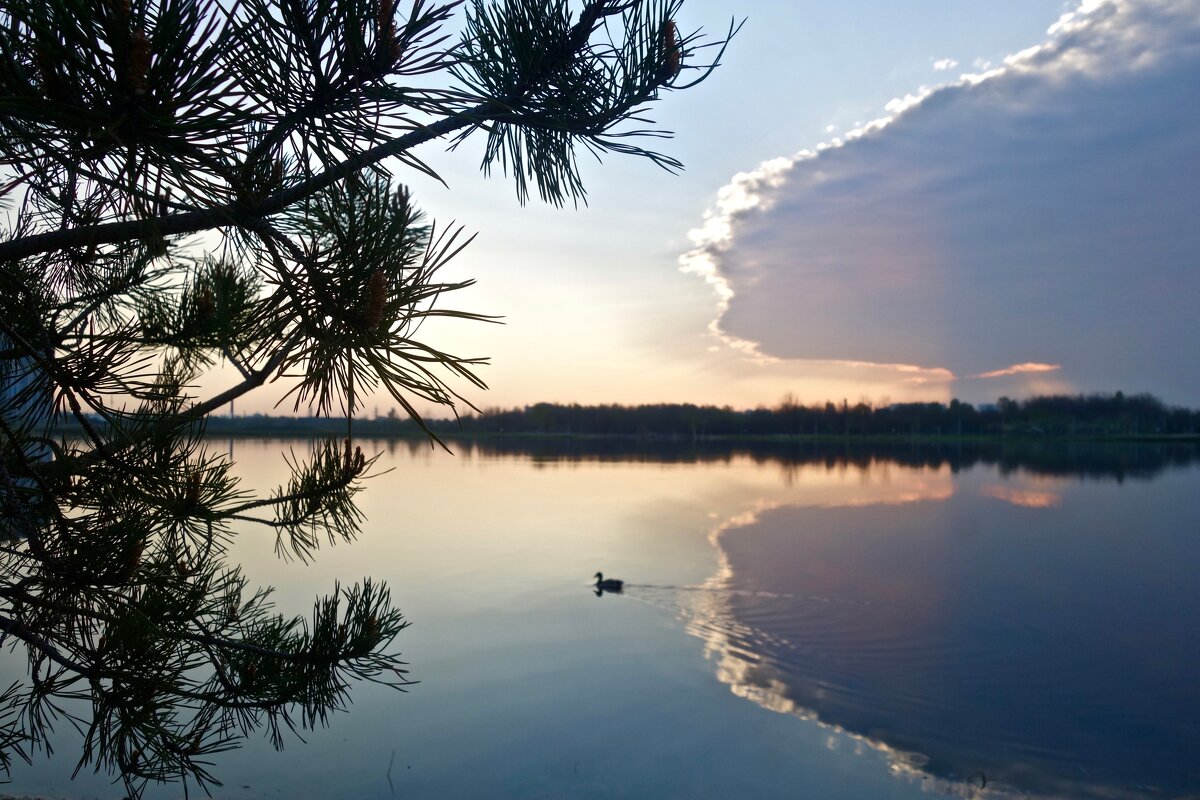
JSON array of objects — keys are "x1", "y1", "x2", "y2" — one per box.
[{"x1": 0, "y1": 0, "x2": 735, "y2": 794}]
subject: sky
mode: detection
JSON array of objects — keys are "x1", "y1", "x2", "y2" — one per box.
[{"x1": 221, "y1": 0, "x2": 1200, "y2": 416}]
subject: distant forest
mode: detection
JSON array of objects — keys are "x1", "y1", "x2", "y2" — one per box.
[{"x1": 197, "y1": 392, "x2": 1200, "y2": 440}]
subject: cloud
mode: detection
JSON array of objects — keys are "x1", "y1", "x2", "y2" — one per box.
[
  {"x1": 682, "y1": 0, "x2": 1200, "y2": 403},
  {"x1": 972, "y1": 362, "x2": 1062, "y2": 380},
  {"x1": 932, "y1": 58, "x2": 959, "y2": 71}
]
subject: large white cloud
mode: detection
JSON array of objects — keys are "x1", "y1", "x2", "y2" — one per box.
[{"x1": 682, "y1": 0, "x2": 1200, "y2": 402}]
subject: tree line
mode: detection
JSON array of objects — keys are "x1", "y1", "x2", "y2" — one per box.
[{"x1": 196, "y1": 391, "x2": 1200, "y2": 440}]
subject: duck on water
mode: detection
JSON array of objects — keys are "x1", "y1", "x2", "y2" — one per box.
[{"x1": 593, "y1": 572, "x2": 624, "y2": 592}]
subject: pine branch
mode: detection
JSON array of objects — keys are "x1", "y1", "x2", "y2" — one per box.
[
  {"x1": 0, "y1": 0, "x2": 706, "y2": 261},
  {"x1": 0, "y1": 1, "x2": 731, "y2": 791}
]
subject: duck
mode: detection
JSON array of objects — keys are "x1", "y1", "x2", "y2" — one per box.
[{"x1": 593, "y1": 572, "x2": 624, "y2": 591}]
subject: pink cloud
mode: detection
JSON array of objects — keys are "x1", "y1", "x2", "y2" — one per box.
[{"x1": 972, "y1": 363, "x2": 1062, "y2": 380}]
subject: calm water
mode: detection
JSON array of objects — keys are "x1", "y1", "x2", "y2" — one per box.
[{"x1": 4, "y1": 440, "x2": 1200, "y2": 799}]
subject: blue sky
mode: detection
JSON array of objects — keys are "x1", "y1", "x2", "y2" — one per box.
[{"x1": 222, "y1": 0, "x2": 1200, "y2": 416}]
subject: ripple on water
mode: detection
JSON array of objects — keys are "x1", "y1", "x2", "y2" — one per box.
[{"x1": 670, "y1": 493, "x2": 1200, "y2": 800}]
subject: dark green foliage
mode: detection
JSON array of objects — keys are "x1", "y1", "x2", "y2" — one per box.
[
  {"x1": 450, "y1": 0, "x2": 729, "y2": 203},
  {"x1": 401, "y1": 392, "x2": 1200, "y2": 439},
  {"x1": 0, "y1": 0, "x2": 733, "y2": 795}
]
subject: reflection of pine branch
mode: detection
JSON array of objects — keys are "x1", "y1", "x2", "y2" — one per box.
[
  {"x1": 0, "y1": 616, "x2": 89, "y2": 675},
  {"x1": 0, "y1": 0, "x2": 736, "y2": 794}
]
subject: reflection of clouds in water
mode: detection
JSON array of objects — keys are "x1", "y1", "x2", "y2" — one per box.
[
  {"x1": 680, "y1": 532, "x2": 997, "y2": 799},
  {"x1": 828, "y1": 482, "x2": 954, "y2": 508},
  {"x1": 692, "y1": 467, "x2": 958, "y2": 610},
  {"x1": 677, "y1": 477, "x2": 1173, "y2": 800},
  {"x1": 679, "y1": 486, "x2": 995, "y2": 799},
  {"x1": 980, "y1": 484, "x2": 1063, "y2": 508}
]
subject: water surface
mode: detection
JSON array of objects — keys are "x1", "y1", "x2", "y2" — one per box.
[{"x1": 3, "y1": 440, "x2": 1198, "y2": 799}]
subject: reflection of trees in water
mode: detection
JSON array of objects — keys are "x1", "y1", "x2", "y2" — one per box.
[
  {"x1": 0, "y1": 437, "x2": 412, "y2": 797},
  {"x1": 441, "y1": 438, "x2": 1200, "y2": 483}
]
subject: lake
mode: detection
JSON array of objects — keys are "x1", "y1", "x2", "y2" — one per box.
[{"x1": 4, "y1": 439, "x2": 1200, "y2": 799}]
